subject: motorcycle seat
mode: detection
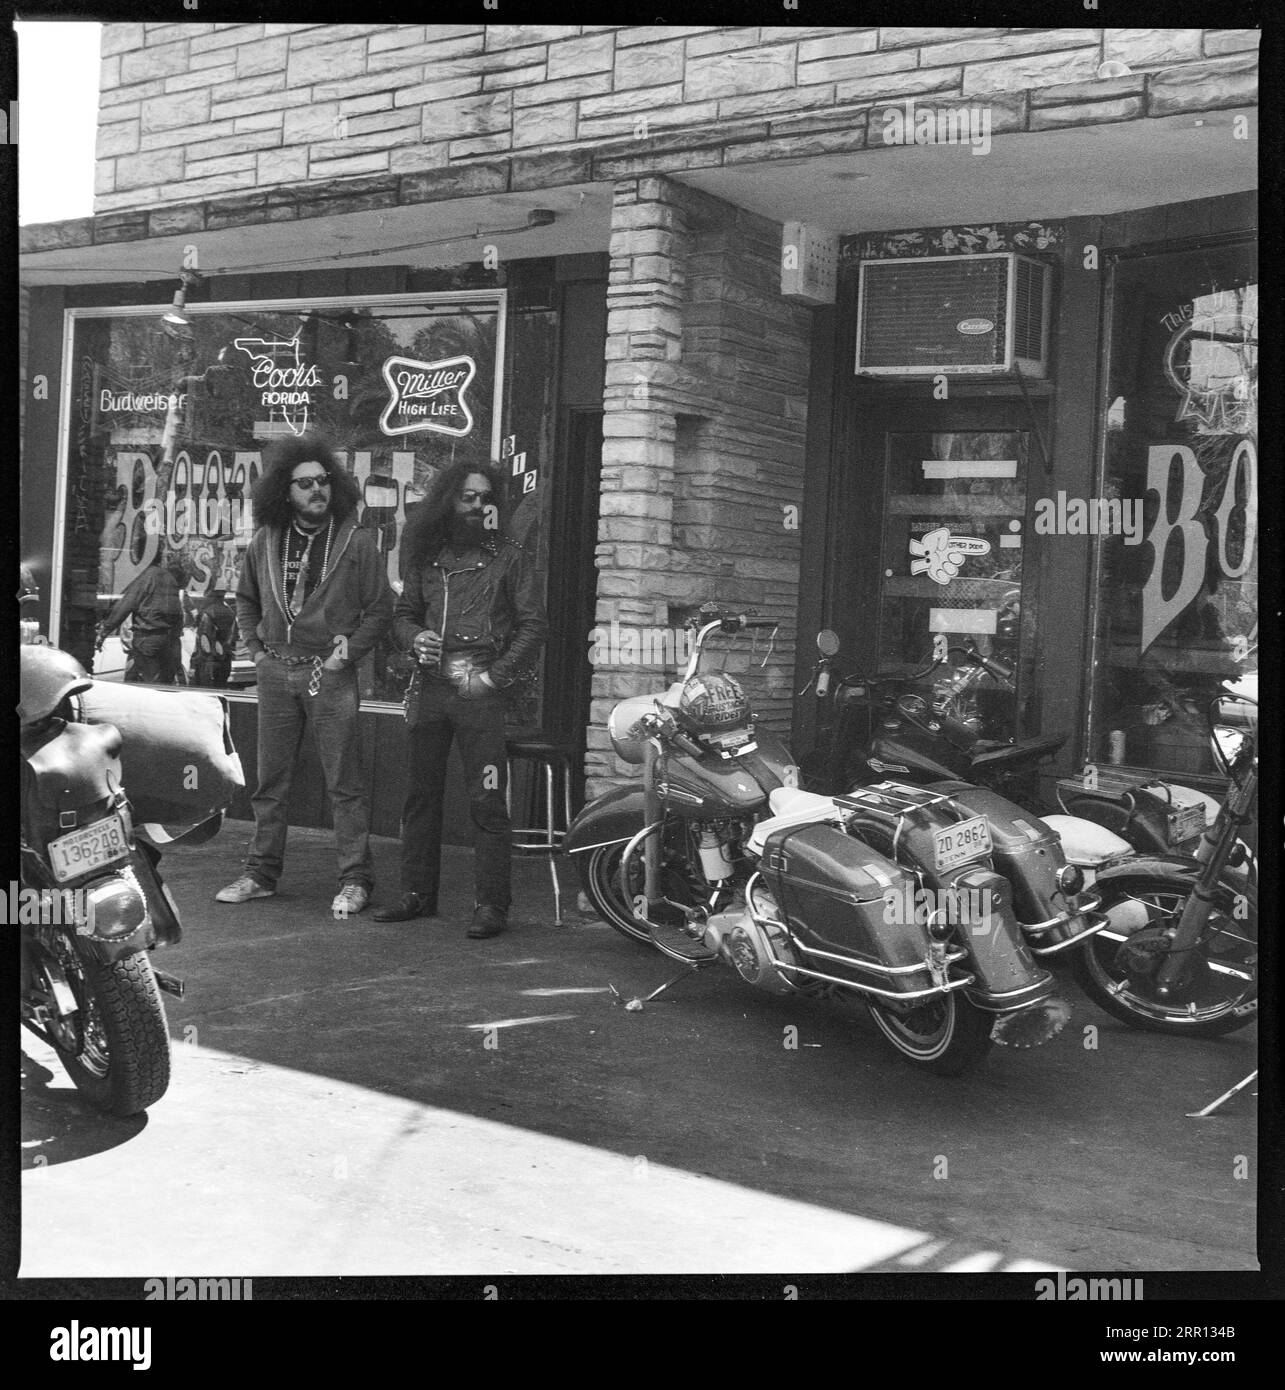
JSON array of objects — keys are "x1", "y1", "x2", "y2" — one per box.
[
  {"x1": 969, "y1": 733, "x2": 1066, "y2": 769},
  {"x1": 748, "y1": 788, "x2": 845, "y2": 855}
]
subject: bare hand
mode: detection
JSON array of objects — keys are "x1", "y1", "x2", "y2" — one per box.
[{"x1": 413, "y1": 629, "x2": 443, "y2": 664}]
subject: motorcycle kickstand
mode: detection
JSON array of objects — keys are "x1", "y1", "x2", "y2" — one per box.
[
  {"x1": 610, "y1": 965, "x2": 698, "y2": 1012},
  {"x1": 1186, "y1": 1069, "x2": 1258, "y2": 1119}
]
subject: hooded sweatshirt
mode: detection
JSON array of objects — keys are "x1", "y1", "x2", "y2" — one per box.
[{"x1": 235, "y1": 515, "x2": 392, "y2": 664}]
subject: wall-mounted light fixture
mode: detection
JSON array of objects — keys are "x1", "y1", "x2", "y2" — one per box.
[{"x1": 160, "y1": 269, "x2": 205, "y2": 339}]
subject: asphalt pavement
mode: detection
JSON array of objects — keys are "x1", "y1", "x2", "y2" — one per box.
[{"x1": 21, "y1": 823, "x2": 1258, "y2": 1278}]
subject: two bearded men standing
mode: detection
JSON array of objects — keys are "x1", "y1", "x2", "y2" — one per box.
[{"x1": 216, "y1": 433, "x2": 547, "y2": 939}]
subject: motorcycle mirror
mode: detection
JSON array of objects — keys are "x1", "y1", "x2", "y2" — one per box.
[{"x1": 816, "y1": 629, "x2": 840, "y2": 658}]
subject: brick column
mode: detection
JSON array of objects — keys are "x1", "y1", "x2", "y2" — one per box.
[{"x1": 585, "y1": 177, "x2": 690, "y2": 794}]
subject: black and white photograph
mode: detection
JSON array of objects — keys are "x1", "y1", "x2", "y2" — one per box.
[{"x1": 9, "y1": 0, "x2": 1274, "y2": 1341}]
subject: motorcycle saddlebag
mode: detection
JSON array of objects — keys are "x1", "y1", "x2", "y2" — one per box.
[
  {"x1": 927, "y1": 781, "x2": 1093, "y2": 949},
  {"x1": 22, "y1": 720, "x2": 124, "y2": 851},
  {"x1": 80, "y1": 681, "x2": 245, "y2": 831},
  {"x1": 758, "y1": 821, "x2": 935, "y2": 996}
]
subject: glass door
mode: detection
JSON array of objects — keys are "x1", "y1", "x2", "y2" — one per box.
[{"x1": 845, "y1": 399, "x2": 1046, "y2": 740}]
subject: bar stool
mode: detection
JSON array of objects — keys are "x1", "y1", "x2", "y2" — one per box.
[{"x1": 505, "y1": 731, "x2": 578, "y2": 925}]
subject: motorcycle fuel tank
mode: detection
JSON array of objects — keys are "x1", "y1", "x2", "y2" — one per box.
[
  {"x1": 868, "y1": 727, "x2": 968, "y2": 782},
  {"x1": 659, "y1": 749, "x2": 768, "y2": 819}
]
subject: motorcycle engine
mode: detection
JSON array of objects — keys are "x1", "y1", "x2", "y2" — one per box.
[{"x1": 703, "y1": 880, "x2": 797, "y2": 995}]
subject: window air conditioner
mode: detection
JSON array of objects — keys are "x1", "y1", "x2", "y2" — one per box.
[{"x1": 855, "y1": 252, "x2": 1051, "y2": 378}]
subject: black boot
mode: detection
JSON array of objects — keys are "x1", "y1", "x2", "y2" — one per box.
[
  {"x1": 372, "y1": 891, "x2": 436, "y2": 923},
  {"x1": 467, "y1": 905, "x2": 507, "y2": 939}
]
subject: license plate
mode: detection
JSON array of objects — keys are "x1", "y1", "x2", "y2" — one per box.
[
  {"x1": 1168, "y1": 800, "x2": 1206, "y2": 845},
  {"x1": 48, "y1": 814, "x2": 130, "y2": 883},
  {"x1": 933, "y1": 816, "x2": 992, "y2": 872}
]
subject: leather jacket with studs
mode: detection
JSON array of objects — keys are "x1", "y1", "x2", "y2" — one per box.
[{"x1": 392, "y1": 535, "x2": 547, "y2": 689}]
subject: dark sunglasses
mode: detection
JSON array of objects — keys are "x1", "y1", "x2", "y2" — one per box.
[
  {"x1": 459, "y1": 490, "x2": 493, "y2": 505},
  {"x1": 292, "y1": 473, "x2": 331, "y2": 491}
]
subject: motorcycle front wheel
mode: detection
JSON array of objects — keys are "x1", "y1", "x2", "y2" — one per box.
[
  {"x1": 45, "y1": 940, "x2": 172, "y2": 1116},
  {"x1": 578, "y1": 823, "x2": 723, "y2": 947},
  {"x1": 865, "y1": 992, "x2": 993, "y2": 1076},
  {"x1": 1072, "y1": 872, "x2": 1256, "y2": 1036}
]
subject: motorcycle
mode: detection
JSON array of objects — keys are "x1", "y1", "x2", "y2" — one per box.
[
  {"x1": 566, "y1": 606, "x2": 799, "y2": 947},
  {"x1": 1049, "y1": 676, "x2": 1257, "y2": 1037},
  {"x1": 19, "y1": 643, "x2": 240, "y2": 1115},
  {"x1": 802, "y1": 632, "x2": 1218, "y2": 858},
  {"x1": 565, "y1": 607, "x2": 1109, "y2": 1075}
]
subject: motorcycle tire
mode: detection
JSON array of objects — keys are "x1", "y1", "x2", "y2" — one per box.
[
  {"x1": 1072, "y1": 871, "x2": 1256, "y2": 1037},
  {"x1": 579, "y1": 823, "x2": 723, "y2": 948},
  {"x1": 579, "y1": 842, "x2": 653, "y2": 946},
  {"x1": 865, "y1": 993, "x2": 994, "y2": 1076},
  {"x1": 50, "y1": 942, "x2": 172, "y2": 1116}
]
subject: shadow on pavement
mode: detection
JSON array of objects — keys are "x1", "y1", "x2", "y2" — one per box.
[{"x1": 21, "y1": 1046, "x2": 147, "y2": 1168}]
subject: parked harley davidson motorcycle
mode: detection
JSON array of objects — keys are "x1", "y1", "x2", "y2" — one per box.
[
  {"x1": 564, "y1": 608, "x2": 1108, "y2": 1074},
  {"x1": 20, "y1": 643, "x2": 239, "y2": 1115},
  {"x1": 1048, "y1": 676, "x2": 1258, "y2": 1037},
  {"x1": 801, "y1": 632, "x2": 1218, "y2": 857}
]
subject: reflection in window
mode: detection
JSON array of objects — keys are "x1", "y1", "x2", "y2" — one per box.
[{"x1": 60, "y1": 295, "x2": 505, "y2": 705}]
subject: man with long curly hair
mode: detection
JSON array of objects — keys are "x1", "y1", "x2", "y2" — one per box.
[
  {"x1": 216, "y1": 432, "x2": 392, "y2": 917},
  {"x1": 373, "y1": 459, "x2": 546, "y2": 937}
]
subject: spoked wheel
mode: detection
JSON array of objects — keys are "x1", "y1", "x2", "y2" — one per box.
[
  {"x1": 578, "y1": 822, "x2": 719, "y2": 947},
  {"x1": 1073, "y1": 873, "x2": 1256, "y2": 1036},
  {"x1": 866, "y1": 993, "x2": 993, "y2": 1075},
  {"x1": 43, "y1": 938, "x2": 172, "y2": 1116}
]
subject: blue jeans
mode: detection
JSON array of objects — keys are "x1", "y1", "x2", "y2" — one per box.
[
  {"x1": 399, "y1": 681, "x2": 511, "y2": 911},
  {"x1": 247, "y1": 657, "x2": 374, "y2": 891}
]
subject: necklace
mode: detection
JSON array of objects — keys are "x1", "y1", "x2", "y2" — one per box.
[{"x1": 282, "y1": 518, "x2": 334, "y2": 623}]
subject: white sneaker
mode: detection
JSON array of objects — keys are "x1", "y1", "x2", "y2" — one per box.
[
  {"x1": 216, "y1": 875, "x2": 275, "y2": 904},
  {"x1": 332, "y1": 883, "x2": 371, "y2": 918}
]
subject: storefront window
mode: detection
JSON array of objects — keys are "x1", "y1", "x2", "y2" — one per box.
[
  {"x1": 57, "y1": 292, "x2": 505, "y2": 705},
  {"x1": 1091, "y1": 242, "x2": 1257, "y2": 776}
]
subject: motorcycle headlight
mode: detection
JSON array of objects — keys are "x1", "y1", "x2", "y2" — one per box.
[
  {"x1": 1056, "y1": 863, "x2": 1085, "y2": 896},
  {"x1": 82, "y1": 878, "x2": 149, "y2": 939}
]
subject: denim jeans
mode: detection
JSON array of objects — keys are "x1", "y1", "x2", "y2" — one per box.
[
  {"x1": 127, "y1": 631, "x2": 183, "y2": 684},
  {"x1": 247, "y1": 656, "x2": 374, "y2": 891},
  {"x1": 399, "y1": 681, "x2": 511, "y2": 911}
]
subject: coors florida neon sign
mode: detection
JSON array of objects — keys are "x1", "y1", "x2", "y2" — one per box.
[
  {"x1": 233, "y1": 330, "x2": 320, "y2": 437},
  {"x1": 379, "y1": 355, "x2": 476, "y2": 438}
]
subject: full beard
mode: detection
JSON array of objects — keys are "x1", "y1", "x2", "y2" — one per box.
[{"x1": 448, "y1": 514, "x2": 486, "y2": 548}]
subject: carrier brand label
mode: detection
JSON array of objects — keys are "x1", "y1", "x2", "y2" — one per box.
[{"x1": 957, "y1": 317, "x2": 995, "y2": 335}]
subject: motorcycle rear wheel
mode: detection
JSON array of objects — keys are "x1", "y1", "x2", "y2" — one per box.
[
  {"x1": 866, "y1": 993, "x2": 993, "y2": 1075},
  {"x1": 46, "y1": 940, "x2": 172, "y2": 1116},
  {"x1": 1072, "y1": 873, "x2": 1256, "y2": 1036}
]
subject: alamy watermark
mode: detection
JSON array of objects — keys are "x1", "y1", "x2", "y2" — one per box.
[
  {"x1": 878, "y1": 97, "x2": 992, "y2": 156},
  {"x1": 1032, "y1": 492, "x2": 1142, "y2": 544},
  {"x1": 4, "y1": 882, "x2": 87, "y2": 926},
  {"x1": 589, "y1": 620, "x2": 693, "y2": 668},
  {"x1": 883, "y1": 883, "x2": 993, "y2": 936}
]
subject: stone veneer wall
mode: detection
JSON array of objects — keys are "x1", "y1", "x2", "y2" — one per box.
[
  {"x1": 587, "y1": 174, "x2": 810, "y2": 798},
  {"x1": 93, "y1": 24, "x2": 1259, "y2": 212}
]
